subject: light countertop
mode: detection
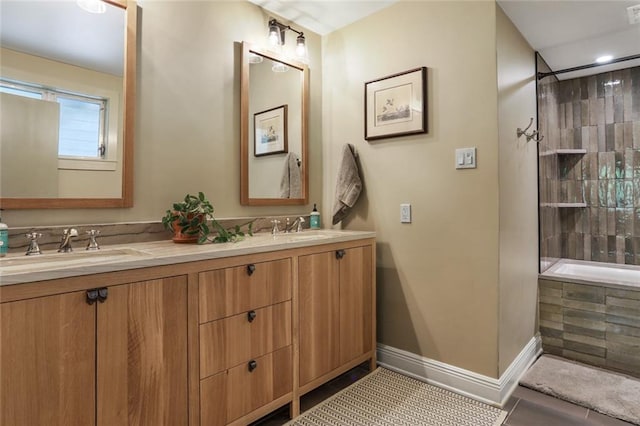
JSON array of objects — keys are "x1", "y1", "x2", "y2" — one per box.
[{"x1": 0, "y1": 230, "x2": 376, "y2": 286}]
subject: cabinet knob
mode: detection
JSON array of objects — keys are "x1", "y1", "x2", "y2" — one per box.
[
  {"x1": 86, "y1": 287, "x2": 108, "y2": 305},
  {"x1": 335, "y1": 249, "x2": 346, "y2": 259},
  {"x1": 248, "y1": 360, "x2": 257, "y2": 372},
  {"x1": 247, "y1": 264, "x2": 256, "y2": 276},
  {"x1": 86, "y1": 289, "x2": 99, "y2": 305},
  {"x1": 247, "y1": 310, "x2": 257, "y2": 323},
  {"x1": 97, "y1": 288, "x2": 108, "y2": 303}
]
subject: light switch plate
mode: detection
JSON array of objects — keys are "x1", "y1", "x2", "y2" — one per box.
[
  {"x1": 400, "y1": 203, "x2": 411, "y2": 223},
  {"x1": 455, "y1": 147, "x2": 477, "y2": 169}
]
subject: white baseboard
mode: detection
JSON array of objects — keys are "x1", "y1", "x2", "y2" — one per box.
[{"x1": 376, "y1": 335, "x2": 542, "y2": 408}]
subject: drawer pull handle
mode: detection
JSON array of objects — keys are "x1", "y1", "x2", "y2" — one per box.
[
  {"x1": 247, "y1": 264, "x2": 256, "y2": 276},
  {"x1": 86, "y1": 287, "x2": 108, "y2": 305},
  {"x1": 247, "y1": 310, "x2": 257, "y2": 322},
  {"x1": 335, "y1": 249, "x2": 346, "y2": 259},
  {"x1": 97, "y1": 287, "x2": 108, "y2": 303},
  {"x1": 86, "y1": 289, "x2": 99, "y2": 305},
  {"x1": 248, "y1": 360, "x2": 257, "y2": 372}
]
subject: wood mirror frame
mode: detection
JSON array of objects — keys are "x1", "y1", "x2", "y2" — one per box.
[
  {"x1": 0, "y1": 0, "x2": 136, "y2": 209},
  {"x1": 240, "y1": 42, "x2": 309, "y2": 206}
]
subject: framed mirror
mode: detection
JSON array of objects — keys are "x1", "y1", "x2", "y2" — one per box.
[
  {"x1": 0, "y1": 0, "x2": 136, "y2": 209},
  {"x1": 240, "y1": 42, "x2": 309, "y2": 206}
]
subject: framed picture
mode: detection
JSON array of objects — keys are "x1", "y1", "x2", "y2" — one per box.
[
  {"x1": 364, "y1": 67, "x2": 427, "y2": 141},
  {"x1": 254, "y1": 105, "x2": 288, "y2": 156}
]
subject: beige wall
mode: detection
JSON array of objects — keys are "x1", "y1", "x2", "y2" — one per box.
[
  {"x1": 323, "y1": 0, "x2": 502, "y2": 377},
  {"x1": 495, "y1": 6, "x2": 538, "y2": 375},
  {"x1": 4, "y1": 0, "x2": 540, "y2": 380},
  {"x1": 3, "y1": 1, "x2": 322, "y2": 226}
]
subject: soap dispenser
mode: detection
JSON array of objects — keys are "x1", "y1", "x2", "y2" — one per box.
[
  {"x1": 310, "y1": 204, "x2": 321, "y2": 229},
  {"x1": 0, "y1": 212, "x2": 8, "y2": 257}
]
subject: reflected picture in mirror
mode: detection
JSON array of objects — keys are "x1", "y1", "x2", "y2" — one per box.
[
  {"x1": 0, "y1": 0, "x2": 136, "y2": 209},
  {"x1": 240, "y1": 42, "x2": 309, "y2": 205},
  {"x1": 254, "y1": 104, "x2": 288, "y2": 157}
]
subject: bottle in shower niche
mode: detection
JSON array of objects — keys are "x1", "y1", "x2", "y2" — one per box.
[
  {"x1": 310, "y1": 204, "x2": 321, "y2": 229},
  {"x1": 0, "y1": 214, "x2": 8, "y2": 257}
]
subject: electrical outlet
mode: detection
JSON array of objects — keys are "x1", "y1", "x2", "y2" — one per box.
[{"x1": 400, "y1": 203, "x2": 411, "y2": 223}]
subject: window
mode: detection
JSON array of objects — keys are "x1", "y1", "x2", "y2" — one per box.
[{"x1": 0, "y1": 79, "x2": 108, "y2": 159}]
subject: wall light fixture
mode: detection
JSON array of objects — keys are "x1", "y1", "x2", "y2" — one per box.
[{"x1": 268, "y1": 18, "x2": 306, "y2": 59}]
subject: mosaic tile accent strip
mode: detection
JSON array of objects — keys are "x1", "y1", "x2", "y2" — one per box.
[
  {"x1": 285, "y1": 368, "x2": 507, "y2": 426},
  {"x1": 539, "y1": 279, "x2": 640, "y2": 378}
]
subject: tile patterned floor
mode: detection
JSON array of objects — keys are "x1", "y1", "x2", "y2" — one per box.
[{"x1": 252, "y1": 365, "x2": 635, "y2": 426}]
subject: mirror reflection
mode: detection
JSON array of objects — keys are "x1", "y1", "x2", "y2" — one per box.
[
  {"x1": 0, "y1": 0, "x2": 135, "y2": 208},
  {"x1": 241, "y1": 42, "x2": 308, "y2": 206}
]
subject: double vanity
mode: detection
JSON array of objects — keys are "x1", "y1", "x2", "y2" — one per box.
[{"x1": 0, "y1": 229, "x2": 376, "y2": 426}]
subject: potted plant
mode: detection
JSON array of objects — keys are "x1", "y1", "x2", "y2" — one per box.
[{"x1": 162, "y1": 192, "x2": 253, "y2": 244}]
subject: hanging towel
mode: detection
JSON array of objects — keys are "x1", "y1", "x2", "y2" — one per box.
[
  {"x1": 280, "y1": 153, "x2": 302, "y2": 198},
  {"x1": 332, "y1": 144, "x2": 362, "y2": 224}
]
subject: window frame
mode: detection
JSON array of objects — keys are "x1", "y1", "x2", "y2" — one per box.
[{"x1": 0, "y1": 78, "x2": 116, "y2": 171}]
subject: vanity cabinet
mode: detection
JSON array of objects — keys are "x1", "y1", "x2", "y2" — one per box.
[
  {"x1": 298, "y1": 245, "x2": 373, "y2": 389},
  {"x1": 198, "y1": 259, "x2": 293, "y2": 425},
  {"x1": 1, "y1": 232, "x2": 376, "y2": 426},
  {"x1": 0, "y1": 275, "x2": 188, "y2": 426}
]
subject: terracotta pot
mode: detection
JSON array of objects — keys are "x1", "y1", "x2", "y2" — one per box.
[{"x1": 171, "y1": 216, "x2": 201, "y2": 244}]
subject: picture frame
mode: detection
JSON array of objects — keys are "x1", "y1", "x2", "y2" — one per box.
[
  {"x1": 364, "y1": 67, "x2": 427, "y2": 141},
  {"x1": 254, "y1": 104, "x2": 288, "y2": 157}
]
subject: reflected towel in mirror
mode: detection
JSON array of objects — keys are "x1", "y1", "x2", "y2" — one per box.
[
  {"x1": 280, "y1": 153, "x2": 302, "y2": 198},
  {"x1": 332, "y1": 144, "x2": 362, "y2": 224}
]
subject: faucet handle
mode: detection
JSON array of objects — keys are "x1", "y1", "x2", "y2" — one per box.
[
  {"x1": 25, "y1": 232, "x2": 43, "y2": 256},
  {"x1": 271, "y1": 220, "x2": 281, "y2": 235},
  {"x1": 86, "y1": 229, "x2": 101, "y2": 251}
]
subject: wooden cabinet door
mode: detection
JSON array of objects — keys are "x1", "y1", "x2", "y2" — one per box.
[
  {"x1": 298, "y1": 251, "x2": 340, "y2": 386},
  {"x1": 1, "y1": 291, "x2": 96, "y2": 426},
  {"x1": 97, "y1": 276, "x2": 188, "y2": 426},
  {"x1": 339, "y1": 246, "x2": 373, "y2": 364}
]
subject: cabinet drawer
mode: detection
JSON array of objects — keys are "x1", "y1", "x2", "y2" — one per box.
[
  {"x1": 227, "y1": 345, "x2": 292, "y2": 422},
  {"x1": 200, "y1": 346, "x2": 292, "y2": 425},
  {"x1": 200, "y1": 301, "x2": 292, "y2": 378},
  {"x1": 199, "y1": 258, "x2": 291, "y2": 323}
]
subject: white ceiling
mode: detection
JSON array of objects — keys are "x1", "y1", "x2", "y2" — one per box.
[
  {"x1": 2, "y1": 1, "x2": 638, "y2": 81},
  {"x1": 0, "y1": 1, "x2": 124, "y2": 76},
  {"x1": 248, "y1": 0, "x2": 398, "y2": 36},
  {"x1": 498, "y1": 0, "x2": 640, "y2": 80},
  {"x1": 252, "y1": 0, "x2": 640, "y2": 81}
]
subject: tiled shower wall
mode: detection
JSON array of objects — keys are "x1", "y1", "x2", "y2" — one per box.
[{"x1": 538, "y1": 61, "x2": 640, "y2": 267}]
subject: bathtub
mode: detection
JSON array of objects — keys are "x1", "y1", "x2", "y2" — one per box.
[
  {"x1": 540, "y1": 258, "x2": 640, "y2": 290},
  {"x1": 538, "y1": 259, "x2": 640, "y2": 378}
]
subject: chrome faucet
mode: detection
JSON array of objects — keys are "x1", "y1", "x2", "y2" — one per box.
[
  {"x1": 285, "y1": 217, "x2": 305, "y2": 233},
  {"x1": 86, "y1": 230, "x2": 100, "y2": 251},
  {"x1": 25, "y1": 232, "x2": 42, "y2": 256},
  {"x1": 58, "y1": 228, "x2": 78, "y2": 253}
]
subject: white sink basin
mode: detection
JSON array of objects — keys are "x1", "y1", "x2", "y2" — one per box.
[
  {"x1": 0, "y1": 247, "x2": 151, "y2": 275},
  {"x1": 269, "y1": 230, "x2": 345, "y2": 242}
]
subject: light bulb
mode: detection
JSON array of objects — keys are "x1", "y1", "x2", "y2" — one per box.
[
  {"x1": 272, "y1": 61, "x2": 289, "y2": 73},
  {"x1": 269, "y1": 24, "x2": 280, "y2": 46},
  {"x1": 295, "y1": 34, "x2": 306, "y2": 57},
  {"x1": 248, "y1": 53, "x2": 263, "y2": 64}
]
